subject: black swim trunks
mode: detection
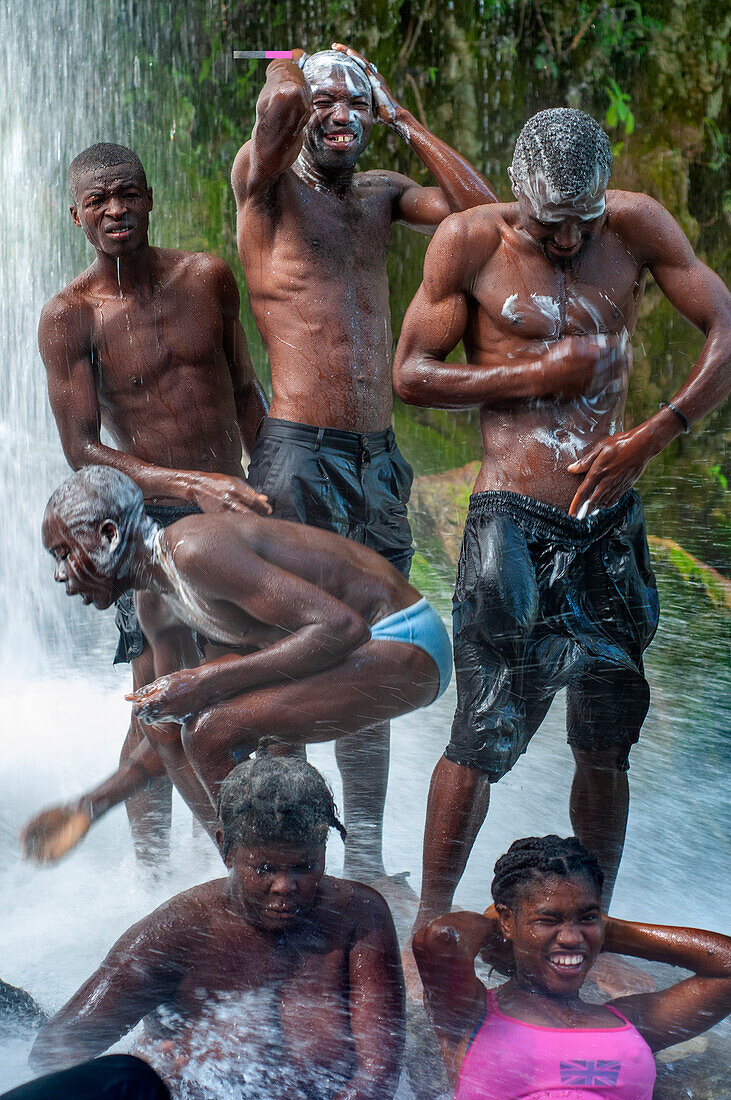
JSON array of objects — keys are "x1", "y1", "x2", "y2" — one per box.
[
  {"x1": 113, "y1": 503, "x2": 202, "y2": 665},
  {"x1": 248, "y1": 417, "x2": 414, "y2": 576},
  {"x1": 446, "y1": 490, "x2": 659, "y2": 780}
]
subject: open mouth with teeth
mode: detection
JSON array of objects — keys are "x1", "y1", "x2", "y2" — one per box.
[
  {"x1": 106, "y1": 226, "x2": 134, "y2": 238},
  {"x1": 547, "y1": 953, "x2": 587, "y2": 974},
  {"x1": 324, "y1": 131, "x2": 356, "y2": 147}
]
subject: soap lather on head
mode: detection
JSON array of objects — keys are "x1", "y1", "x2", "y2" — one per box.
[{"x1": 509, "y1": 107, "x2": 613, "y2": 223}]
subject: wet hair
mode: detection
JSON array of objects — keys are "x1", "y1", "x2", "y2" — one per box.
[
  {"x1": 491, "y1": 835, "x2": 604, "y2": 910},
  {"x1": 509, "y1": 108, "x2": 612, "y2": 202},
  {"x1": 68, "y1": 143, "x2": 147, "y2": 199},
  {"x1": 44, "y1": 466, "x2": 149, "y2": 574},
  {"x1": 217, "y1": 754, "x2": 347, "y2": 859},
  {"x1": 302, "y1": 50, "x2": 374, "y2": 112}
]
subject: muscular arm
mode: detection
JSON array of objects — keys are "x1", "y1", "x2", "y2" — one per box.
[
  {"x1": 568, "y1": 196, "x2": 731, "y2": 514},
  {"x1": 604, "y1": 917, "x2": 731, "y2": 1052},
  {"x1": 394, "y1": 216, "x2": 617, "y2": 408},
  {"x1": 215, "y1": 258, "x2": 268, "y2": 453},
  {"x1": 413, "y1": 912, "x2": 491, "y2": 1083},
  {"x1": 231, "y1": 53, "x2": 310, "y2": 202},
  {"x1": 39, "y1": 296, "x2": 269, "y2": 514},
  {"x1": 333, "y1": 888, "x2": 405, "y2": 1100},
  {"x1": 29, "y1": 903, "x2": 188, "y2": 1072}
]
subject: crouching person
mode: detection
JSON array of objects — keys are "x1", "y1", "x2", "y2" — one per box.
[{"x1": 29, "y1": 755, "x2": 405, "y2": 1099}]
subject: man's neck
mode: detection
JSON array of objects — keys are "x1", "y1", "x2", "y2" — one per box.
[
  {"x1": 93, "y1": 241, "x2": 157, "y2": 297},
  {"x1": 293, "y1": 151, "x2": 356, "y2": 198}
]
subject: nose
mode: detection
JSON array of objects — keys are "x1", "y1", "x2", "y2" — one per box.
[
  {"x1": 54, "y1": 561, "x2": 67, "y2": 583},
  {"x1": 553, "y1": 221, "x2": 581, "y2": 248},
  {"x1": 270, "y1": 872, "x2": 297, "y2": 896},
  {"x1": 331, "y1": 100, "x2": 351, "y2": 125},
  {"x1": 555, "y1": 920, "x2": 584, "y2": 947},
  {"x1": 106, "y1": 196, "x2": 127, "y2": 218}
]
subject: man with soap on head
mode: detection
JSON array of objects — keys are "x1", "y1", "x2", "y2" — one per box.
[{"x1": 394, "y1": 108, "x2": 731, "y2": 990}]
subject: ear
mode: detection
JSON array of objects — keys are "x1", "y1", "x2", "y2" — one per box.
[
  {"x1": 215, "y1": 827, "x2": 231, "y2": 866},
  {"x1": 147, "y1": 187, "x2": 153, "y2": 210},
  {"x1": 495, "y1": 903, "x2": 514, "y2": 942},
  {"x1": 507, "y1": 167, "x2": 519, "y2": 200},
  {"x1": 100, "y1": 520, "x2": 121, "y2": 552},
  {"x1": 70, "y1": 204, "x2": 81, "y2": 226}
]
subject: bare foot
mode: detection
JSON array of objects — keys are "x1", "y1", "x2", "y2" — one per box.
[
  {"x1": 401, "y1": 942, "x2": 424, "y2": 1003},
  {"x1": 588, "y1": 953, "x2": 656, "y2": 997},
  {"x1": 20, "y1": 804, "x2": 91, "y2": 864}
]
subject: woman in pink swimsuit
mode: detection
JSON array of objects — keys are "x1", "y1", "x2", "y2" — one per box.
[{"x1": 413, "y1": 836, "x2": 731, "y2": 1098}]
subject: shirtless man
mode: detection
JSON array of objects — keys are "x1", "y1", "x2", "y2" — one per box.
[
  {"x1": 28, "y1": 755, "x2": 405, "y2": 1100},
  {"x1": 40, "y1": 143, "x2": 268, "y2": 860},
  {"x1": 393, "y1": 109, "x2": 731, "y2": 938},
  {"x1": 233, "y1": 43, "x2": 496, "y2": 881},
  {"x1": 20, "y1": 465, "x2": 452, "y2": 855}
]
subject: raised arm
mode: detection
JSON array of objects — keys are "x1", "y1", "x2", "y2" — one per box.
[
  {"x1": 29, "y1": 903, "x2": 188, "y2": 1072},
  {"x1": 39, "y1": 295, "x2": 269, "y2": 515},
  {"x1": 394, "y1": 216, "x2": 620, "y2": 408},
  {"x1": 332, "y1": 887, "x2": 405, "y2": 1100},
  {"x1": 231, "y1": 50, "x2": 310, "y2": 202},
  {"x1": 567, "y1": 195, "x2": 731, "y2": 515},
  {"x1": 214, "y1": 257, "x2": 268, "y2": 455},
  {"x1": 332, "y1": 44, "x2": 496, "y2": 228},
  {"x1": 128, "y1": 523, "x2": 371, "y2": 722},
  {"x1": 604, "y1": 917, "x2": 731, "y2": 1052}
]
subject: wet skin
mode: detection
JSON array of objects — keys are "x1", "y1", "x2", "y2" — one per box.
[
  {"x1": 413, "y1": 874, "x2": 731, "y2": 1087},
  {"x1": 232, "y1": 44, "x2": 497, "y2": 433},
  {"x1": 26, "y1": 505, "x2": 439, "y2": 846},
  {"x1": 394, "y1": 188, "x2": 731, "y2": 514},
  {"x1": 41, "y1": 164, "x2": 269, "y2": 512},
  {"x1": 29, "y1": 841, "x2": 406, "y2": 1100}
]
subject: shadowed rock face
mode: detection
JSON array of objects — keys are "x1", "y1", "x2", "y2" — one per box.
[{"x1": 0, "y1": 978, "x2": 46, "y2": 1036}]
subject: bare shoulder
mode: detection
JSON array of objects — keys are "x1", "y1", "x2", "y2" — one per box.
[
  {"x1": 323, "y1": 876, "x2": 398, "y2": 939},
  {"x1": 38, "y1": 279, "x2": 95, "y2": 353},
  {"x1": 422, "y1": 204, "x2": 505, "y2": 291},
  {"x1": 606, "y1": 190, "x2": 692, "y2": 261},
  {"x1": 164, "y1": 511, "x2": 260, "y2": 580}
]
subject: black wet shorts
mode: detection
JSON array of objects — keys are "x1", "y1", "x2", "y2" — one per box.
[
  {"x1": 0, "y1": 1055, "x2": 170, "y2": 1099},
  {"x1": 113, "y1": 503, "x2": 202, "y2": 665},
  {"x1": 446, "y1": 490, "x2": 659, "y2": 779},
  {"x1": 248, "y1": 417, "x2": 414, "y2": 576}
]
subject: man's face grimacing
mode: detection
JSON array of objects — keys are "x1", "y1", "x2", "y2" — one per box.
[
  {"x1": 227, "y1": 840, "x2": 326, "y2": 933},
  {"x1": 71, "y1": 164, "x2": 153, "y2": 257},
  {"x1": 302, "y1": 62, "x2": 375, "y2": 170},
  {"x1": 42, "y1": 510, "x2": 121, "y2": 611},
  {"x1": 516, "y1": 187, "x2": 607, "y2": 263}
]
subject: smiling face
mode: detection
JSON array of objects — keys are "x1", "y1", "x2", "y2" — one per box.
[
  {"x1": 42, "y1": 508, "x2": 121, "y2": 611},
  {"x1": 226, "y1": 840, "x2": 325, "y2": 933},
  {"x1": 498, "y1": 874, "x2": 605, "y2": 996},
  {"x1": 70, "y1": 163, "x2": 153, "y2": 256},
  {"x1": 301, "y1": 56, "x2": 374, "y2": 172},
  {"x1": 516, "y1": 188, "x2": 606, "y2": 262}
]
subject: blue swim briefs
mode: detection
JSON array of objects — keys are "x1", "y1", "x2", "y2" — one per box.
[{"x1": 370, "y1": 597, "x2": 453, "y2": 701}]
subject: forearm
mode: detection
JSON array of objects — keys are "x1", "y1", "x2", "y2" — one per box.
[
  {"x1": 394, "y1": 110, "x2": 497, "y2": 209},
  {"x1": 192, "y1": 621, "x2": 369, "y2": 706},
  {"x1": 67, "y1": 438, "x2": 211, "y2": 504},
  {"x1": 603, "y1": 917, "x2": 731, "y2": 976},
  {"x1": 396, "y1": 350, "x2": 552, "y2": 409},
  {"x1": 236, "y1": 381, "x2": 268, "y2": 456},
  {"x1": 80, "y1": 740, "x2": 166, "y2": 820}
]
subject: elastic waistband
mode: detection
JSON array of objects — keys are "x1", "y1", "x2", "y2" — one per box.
[
  {"x1": 147, "y1": 503, "x2": 203, "y2": 525},
  {"x1": 257, "y1": 417, "x2": 397, "y2": 455},
  {"x1": 466, "y1": 490, "x2": 640, "y2": 546}
]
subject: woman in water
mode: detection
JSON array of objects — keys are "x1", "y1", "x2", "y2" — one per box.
[{"x1": 413, "y1": 835, "x2": 731, "y2": 1098}]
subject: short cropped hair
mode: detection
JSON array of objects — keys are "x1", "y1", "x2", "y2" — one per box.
[
  {"x1": 217, "y1": 755, "x2": 347, "y2": 859},
  {"x1": 510, "y1": 108, "x2": 612, "y2": 201},
  {"x1": 68, "y1": 143, "x2": 147, "y2": 199},
  {"x1": 491, "y1": 835, "x2": 604, "y2": 910},
  {"x1": 45, "y1": 466, "x2": 145, "y2": 535}
]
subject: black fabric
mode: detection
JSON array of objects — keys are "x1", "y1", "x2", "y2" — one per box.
[
  {"x1": 446, "y1": 490, "x2": 659, "y2": 779},
  {"x1": 0, "y1": 1056, "x2": 170, "y2": 1100},
  {"x1": 113, "y1": 504, "x2": 203, "y2": 665},
  {"x1": 248, "y1": 417, "x2": 414, "y2": 576}
]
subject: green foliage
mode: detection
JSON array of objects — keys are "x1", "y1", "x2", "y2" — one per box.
[{"x1": 605, "y1": 78, "x2": 635, "y2": 134}]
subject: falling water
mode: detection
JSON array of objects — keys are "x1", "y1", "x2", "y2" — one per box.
[{"x1": 0, "y1": 1, "x2": 729, "y2": 1096}]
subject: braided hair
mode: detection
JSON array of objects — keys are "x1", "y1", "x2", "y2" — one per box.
[
  {"x1": 217, "y1": 754, "x2": 347, "y2": 859},
  {"x1": 491, "y1": 835, "x2": 604, "y2": 910}
]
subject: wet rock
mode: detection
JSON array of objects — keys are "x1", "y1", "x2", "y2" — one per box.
[{"x1": 0, "y1": 977, "x2": 46, "y2": 1035}]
